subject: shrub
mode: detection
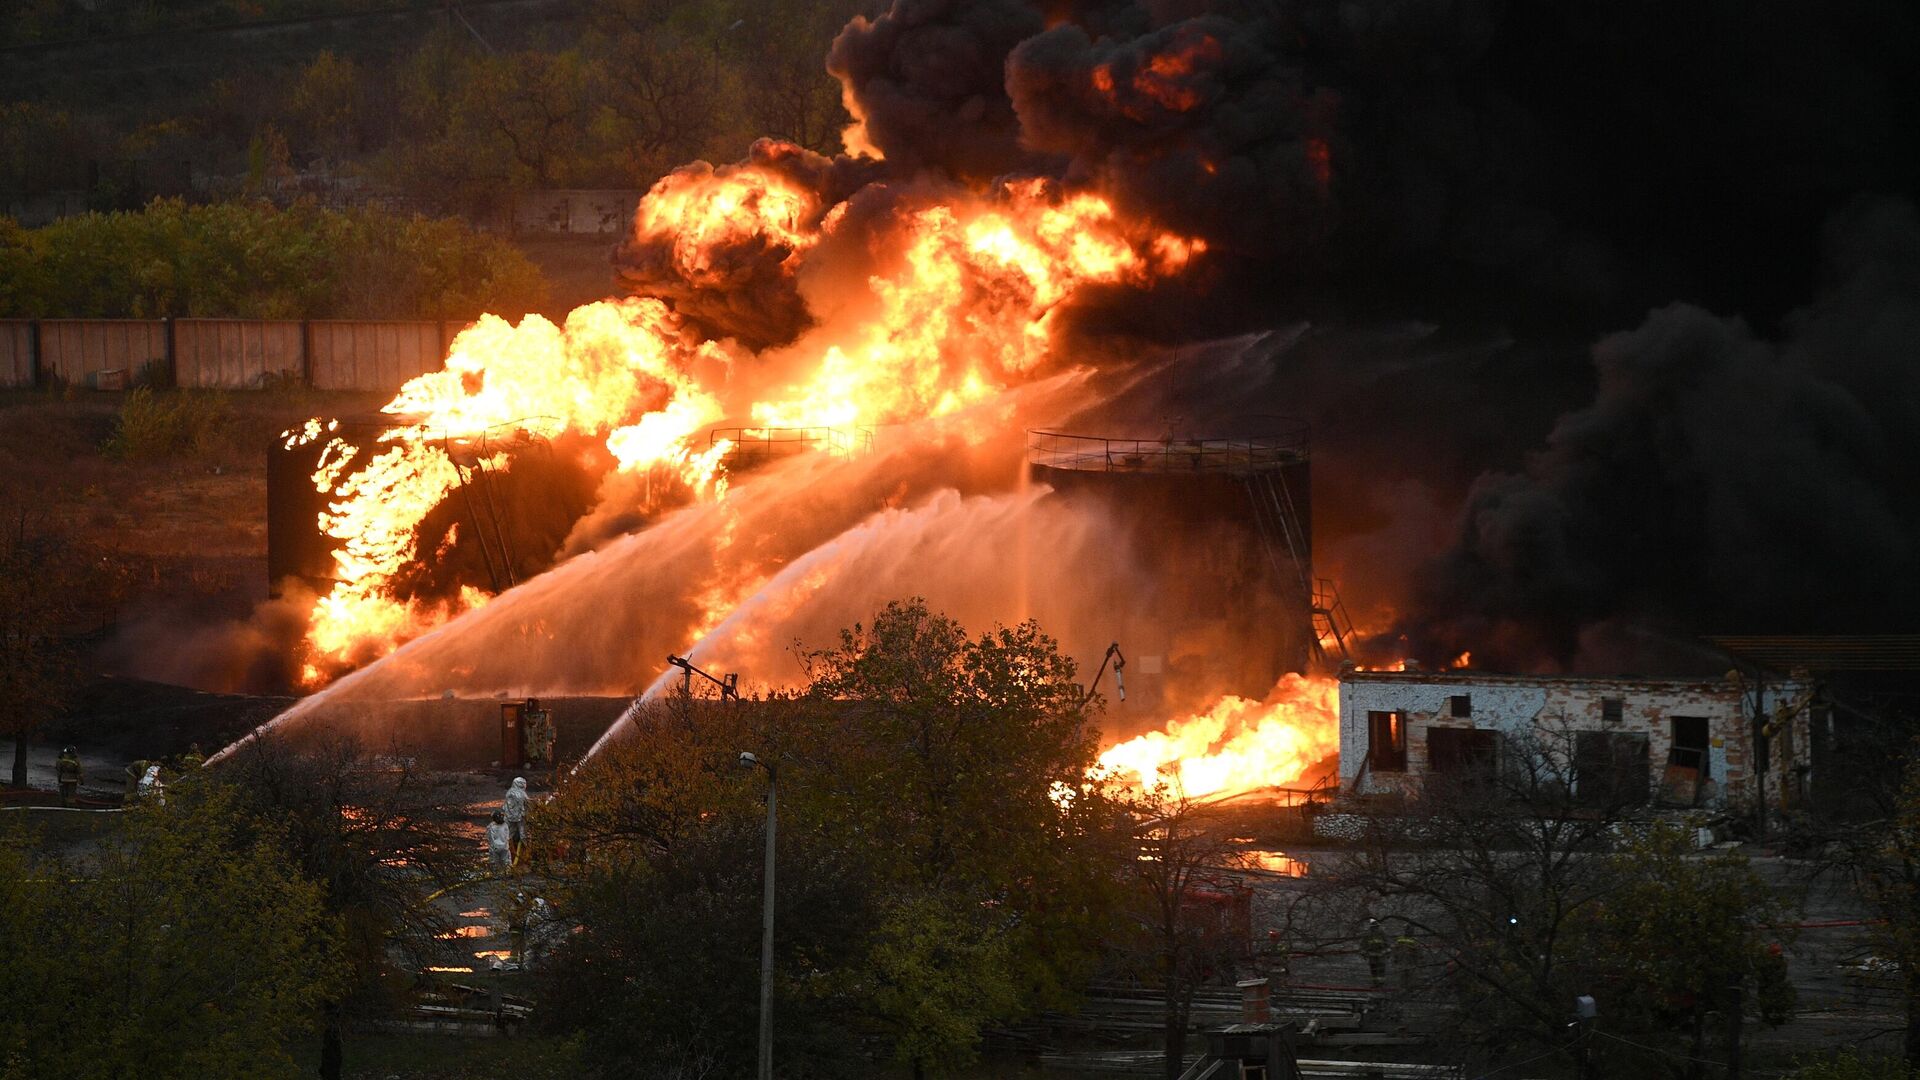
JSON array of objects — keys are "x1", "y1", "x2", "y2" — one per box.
[
  {"x1": 1787, "y1": 1052, "x2": 1913, "y2": 1080},
  {"x1": 106, "y1": 387, "x2": 231, "y2": 458}
]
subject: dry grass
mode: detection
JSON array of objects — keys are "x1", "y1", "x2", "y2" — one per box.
[{"x1": 105, "y1": 387, "x2": 231, "y2": 459}]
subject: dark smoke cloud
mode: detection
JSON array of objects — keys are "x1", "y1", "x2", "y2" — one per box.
[
  {"x1": 1007, "y1": 15, "x2": 1341, "y2": 252},
  {"x1": 1399, "y1": 198, "x2": 1920, "y2": 669},
  {"x1": 812, "y1": 0, "x2": 1917, "y2": 330},
  {"x1": 827, "y1": 0, "x2": 1048, "y2": 179},
  {"x1": 612, "y1": 140, "x2": 884, "y2": 349},
  {"x1": 600, "y1": 0, "x2": 1920, "y2": 674}
]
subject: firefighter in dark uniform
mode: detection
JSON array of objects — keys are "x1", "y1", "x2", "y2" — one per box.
[
  {"x1": 1361, "y1": 918, "x2": 1390, "y2": 988},
  {"x1": 56, "y1": 747, "x2": 83, "y2": 807}
]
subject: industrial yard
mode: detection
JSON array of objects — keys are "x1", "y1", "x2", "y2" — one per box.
[{"x1": 6, "y1": 0, "x2": 1919, "y2": 1078}]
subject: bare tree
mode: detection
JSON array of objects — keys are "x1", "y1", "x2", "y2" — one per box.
[
  {"x1": 1335, "y1": 723, "x2": 1798, "y2": 1077},
  {"x1": 1337, "y1": 725, "x2": 1650, "y2": 1072},
  {"x1": 1803, "y1": 706, "x2": 1920, "y2": 1068},
  {"x1": 220, "y1": 730, "x2": 469, "y2": 1080},
  {"x1": 1124, "y1": 778, "x2": 1245, "y2": 1080},
  {"x1": 0, "y1": 505, "x2": 108, "y2": 789}
]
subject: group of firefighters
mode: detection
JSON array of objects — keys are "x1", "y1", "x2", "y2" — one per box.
[
  {"x1": 1360, "y1": 917, "x2": 1422, "y2": 989},
  {"x1": 486, "y1": 776, "x2": 532, "y2": 875},
  {"x1": 51, "y1": 743, "x2": 204, "y2": 807}
]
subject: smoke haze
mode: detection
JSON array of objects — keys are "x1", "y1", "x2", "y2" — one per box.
[{"x1": 205, "y1": 0, "x2": 1918, "y2": 739}]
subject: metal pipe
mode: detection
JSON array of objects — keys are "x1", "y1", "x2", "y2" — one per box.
[
  {"x1": 758, "y1": 766, "x2": 776, "y2": 1080},
  {"x1": 740, "y1": 751, "x2": 777, "y2": 1080}
]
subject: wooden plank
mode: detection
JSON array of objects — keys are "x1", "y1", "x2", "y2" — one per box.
[
  {"x1": 0, "y1": 320, "x2": 32, "y2": 388},
  {"x1": 309, "y1": 323, "x2": 338, "y2": 389},
  {"x1": 223, "y1": 320, "x2": 245, "y2": 388},
  {"x1": 180, "y1": 319, "x2": 212, "y2": 387},
  {"x1": 37, "y1": 320, "x2": 165, "y2": 386}
]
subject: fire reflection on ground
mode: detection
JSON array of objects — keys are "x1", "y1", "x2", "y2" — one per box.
[{"x1": 1229, "y1": 849, "x2": 1309, "y2": 877}]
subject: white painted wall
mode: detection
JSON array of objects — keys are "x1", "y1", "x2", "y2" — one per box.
[{"x1": 1335, "y1": 671, "x2": 1808, "y2": 811}]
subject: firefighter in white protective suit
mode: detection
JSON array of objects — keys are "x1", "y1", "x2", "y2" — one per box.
[
  {"x1": 502, "y1": 777, "x2": 529, "y2": 866},
  {"x1": 137, "y1": 764, "x2": 166, "y2": 806}
]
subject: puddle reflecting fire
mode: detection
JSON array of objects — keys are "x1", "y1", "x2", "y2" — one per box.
[{"x1": 1232, "y1": 850, "x2": 1309, "y2": 877}]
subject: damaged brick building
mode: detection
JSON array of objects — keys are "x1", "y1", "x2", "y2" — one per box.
[{"x1": 1335, "y1": 667, "x2": 1819, "y2": 814}]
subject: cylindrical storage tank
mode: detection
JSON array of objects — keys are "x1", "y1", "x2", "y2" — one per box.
[
  {"x1": 1025, "y1": 426, "x2": 1315, "y2": 713},
  {"x1": 267, "y1": 415, "x2": 392, "y2": 598}
]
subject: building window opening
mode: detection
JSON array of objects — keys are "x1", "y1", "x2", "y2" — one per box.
[
  {"x1": 1428, "y1": 728, "x2": 1499, "y2": 781},
  {"x1": 1670, "y1": 716, "x2": 1710, "y2": 778},
  {"x1": 1575, "y1": 731, "x2": 1650, "y2": 807},
  {"x1": 1450, "y1": 694, "x2": 1472, "y2": 718},
  {"x1": 1368, "y1": 710, "x2": 1407, "y2": 772},
  {"x1": 1601, "y1": 697, "x2": 1623, "y2": 724}
]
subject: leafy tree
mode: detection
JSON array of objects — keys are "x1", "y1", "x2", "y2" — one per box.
[
  {"x1": 1584, "y1": 824, "x2": 1796, "y2": 1079},
  {"x1": 541, "y1": 601, "x2": 1129, "y2": 1077},
  {"x1": 458, "y1": 50, "x2": 596, "y2": 190},
  {"x1": 0, "y1": 102, "x2": 97, "y2": 202},
  {"x1": 0, "y1": 198, "x2": 547, "y2": 319},
  {"x1": 285, "y1": 51, "x2": 360, "y2": 163},
  {"x1": 793, "y1": 599, "x2": 1127, "y2": 1073},
  {"x1": 0, "y1": 781, "x2": 345, "y2": 1079},
  {"x1": 537, "y1": 698, "x2": 875, "y2": 1077}
]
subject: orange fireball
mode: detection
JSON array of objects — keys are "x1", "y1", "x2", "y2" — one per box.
[{"x1": 292, "y1": 162, "x2": 1208, "y2": 685}]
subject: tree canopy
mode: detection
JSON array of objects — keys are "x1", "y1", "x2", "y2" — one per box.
[
  {"x1": 0, "y1": 782, "x2": 345, "y2": 1080},
  {"x1": 0, "y1": 198, "x2": 548, "y2": 319},
  {"x1": 539, "y1": 599, "x2": 1129, "y2": 1077}
]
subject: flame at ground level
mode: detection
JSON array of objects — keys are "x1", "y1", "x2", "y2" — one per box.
[{"x1": 1098, "y1": 673, "x2": 1340, "y2": 800}]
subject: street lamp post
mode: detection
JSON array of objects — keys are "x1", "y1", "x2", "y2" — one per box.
[{"x1": 739, "y1": 751, "x2": 776, "y2": 1080}]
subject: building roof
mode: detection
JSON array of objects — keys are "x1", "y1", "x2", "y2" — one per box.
[
  {"x1": 1339, "y1": 667, "x2": 1741, "y2": 690},
  {"x1": 1707, "y1": 635, "x2": 1920, "y2": 673}
]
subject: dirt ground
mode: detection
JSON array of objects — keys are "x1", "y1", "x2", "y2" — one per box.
[{"x1": 0, "y1": 386, "x2": 388, "y2": 619}]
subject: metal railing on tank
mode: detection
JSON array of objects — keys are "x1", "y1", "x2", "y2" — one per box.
[
  {"x1": 708, "y1": 425, "x2": 875, "y2": 467},
  {"x1": 1026, "y1": 424, "x2": 1309, "y2": 475}
]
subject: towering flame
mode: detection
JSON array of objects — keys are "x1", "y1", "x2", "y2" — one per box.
[
  {"x1": 290, "y1": 166, "x2": 1205, "y2": 682},
  {"x1": 1098, "y1": 674, "x2": 1341, "y2": 800},
  {"x1": 296, "y1": 298, "x2": 735, "y2": 681},
  {"x1": 753, "y1": 179, "x2": 1203, "y2": 429}
]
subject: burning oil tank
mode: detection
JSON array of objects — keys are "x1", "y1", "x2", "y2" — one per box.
[
  {"x1": 1026, "y1": 424, "x2": 1320, "y2": 713},
  {"x1": 266, "y1": 416, "x2": 604, "y2": 601},
  {"x1": 268, "y1": 416, "x2": 388, "y2": 598}
]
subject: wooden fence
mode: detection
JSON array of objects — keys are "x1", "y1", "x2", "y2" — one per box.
[{"x1": 0, "y1": 318, "x2": 458, "y2": 392}]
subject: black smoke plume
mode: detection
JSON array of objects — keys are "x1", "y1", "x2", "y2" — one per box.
[
  {"x1": 1399, "y1": 198, "x2": 1920, "y2": 670},
  {"x1": 605, "y1": 0, "x2": 1919, "y2": 672}
]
